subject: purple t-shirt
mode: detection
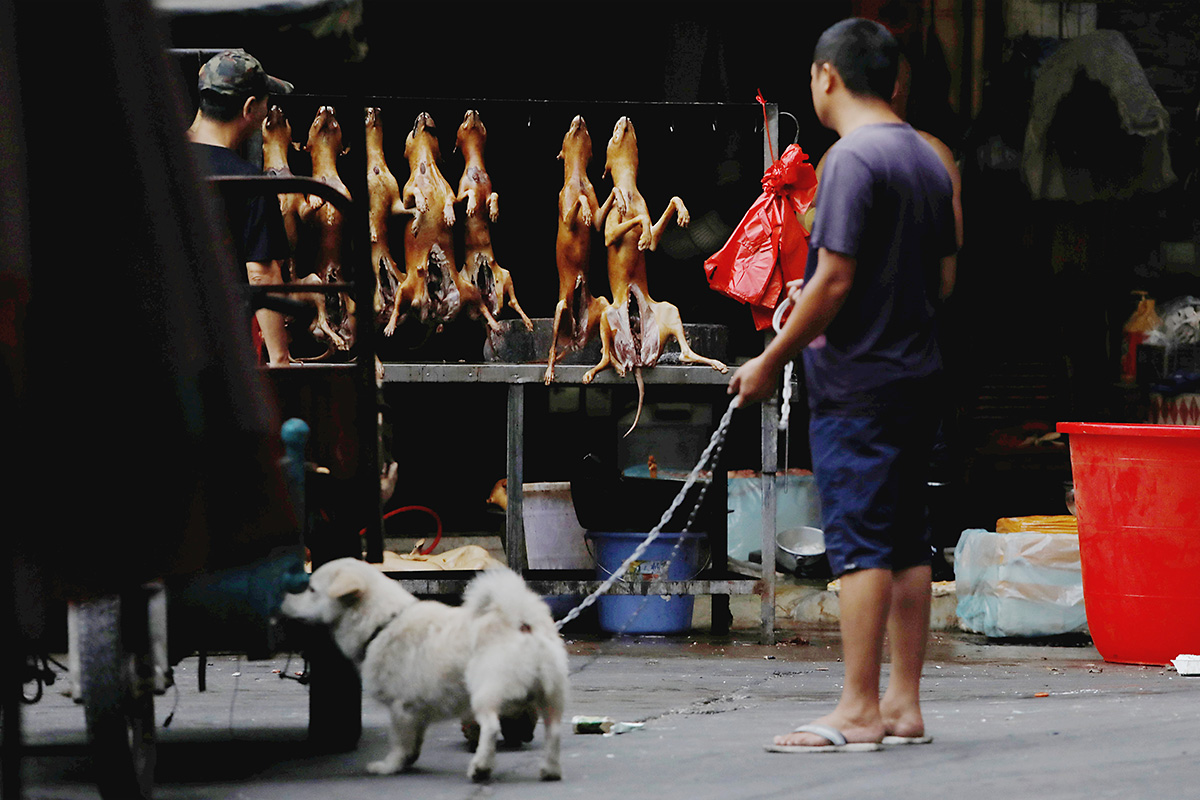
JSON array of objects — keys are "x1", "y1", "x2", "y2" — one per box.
[{"x1": 802, "y1": 123, "x2": 956, "y2": 413}]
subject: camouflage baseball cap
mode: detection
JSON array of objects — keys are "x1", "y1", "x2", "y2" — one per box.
[{"x1": 198, "y1": 49, "x2": 293, "y2": 98}]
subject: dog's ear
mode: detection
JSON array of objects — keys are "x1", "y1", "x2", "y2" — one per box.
[{"x1": 325, "y1": 569, "x2": 367, "y2": 601}]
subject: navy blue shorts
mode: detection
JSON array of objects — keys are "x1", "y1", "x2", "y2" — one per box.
[{"x1": 809, "y1": 408, "x2": 938, "y2": 577}]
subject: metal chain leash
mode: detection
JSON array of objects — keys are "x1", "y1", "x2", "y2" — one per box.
[
  {"x1": 555, "y1": 396, "x2": 741, "y2": 632},
  {"x1": 772, "y1": 296, "x2": 794, "y2": 432}
]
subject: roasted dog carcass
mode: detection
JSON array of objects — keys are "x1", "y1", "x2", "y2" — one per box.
[
  {"x1": 545, "y1": 115, "x2": 609, "y2": 384},
  {"x1": 261, "y1": 105, "x2": 304, "y2": 280},
  {"x1": 455, "y1": 110, "x2": 532, "y2": 333},
  {"x1": 584, "y1": 116, "x2": 727, "y2": 431},
  {"x1": 297, "y1": 105, "x2": 356, "y2": 354},
  {"x1": 365, "y1": 106, "x2": 408, "y2": 329}
]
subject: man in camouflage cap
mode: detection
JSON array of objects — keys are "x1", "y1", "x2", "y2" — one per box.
[
  {"x1": 198, "y1": 49, "x2": 295, "y2": 107},
  {"x1": 187, "y1": 49, "x2": 295, "y2": 365}
]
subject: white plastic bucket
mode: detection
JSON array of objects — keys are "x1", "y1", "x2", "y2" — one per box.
[{"x1": 522, "y1": 482, "x2": 590, "y2": 570}]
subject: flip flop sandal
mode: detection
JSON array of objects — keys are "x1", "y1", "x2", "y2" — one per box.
[
  {"x1": 882, "y1": 735, "x2": 933, "y2": 745},
  {"x1": 764, "y1": 723, "x2": 884, "y2": 753}
]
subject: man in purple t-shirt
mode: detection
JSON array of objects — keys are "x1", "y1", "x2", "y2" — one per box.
[{"x1": 729, "y1": 17, "x2": 957, "y2": 753}]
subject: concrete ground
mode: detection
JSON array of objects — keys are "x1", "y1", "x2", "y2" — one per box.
[{"x1": 16, "y1": 594, "x2": 1199, "y2": 800}]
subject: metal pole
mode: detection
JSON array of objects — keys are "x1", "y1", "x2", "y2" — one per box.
[
  {"x1": 764, "y1": 102, "x2": 779, "y2": 165},
  {"x1": 506, "y1": 383, "x2": 528, "y2": 572},
  {"x1": 346, "y1": 85, "x2": 383, "y2": 565},
  {"x1": 759, "y1": 102, "x2": 781, "y2": 645},
  {"x1": 709, "y1": 413, "x2": 731, "y2": 634},
  {"x1": 760, "y1": 393, "x2": 779, "y2": 645}
]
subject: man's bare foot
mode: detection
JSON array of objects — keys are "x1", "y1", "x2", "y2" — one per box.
[
  {"x1": 773, "y1": 711, "x2": 885, "y2": 748},
  {"x1": 880, "y1": 698, "x2": 925, "y2": 739}
]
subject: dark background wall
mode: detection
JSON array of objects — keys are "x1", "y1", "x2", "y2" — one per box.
[
  {"x1": 164, "y1": 2, "x2": 850, "y2": 138},
  {"x1": 159, "y1": 1, "x2": 1200, "y2": 534}
]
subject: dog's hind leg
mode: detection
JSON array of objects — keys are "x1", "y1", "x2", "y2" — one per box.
[
  {"x1": 539, "y1": 705, "x2": 563, "y2": 781},
  {"x1": 367, "y1": 704, "x2": 424, "y2": 775},
  {"x1": 467, "y1": 709, "x2": 501, "y2": 783}
]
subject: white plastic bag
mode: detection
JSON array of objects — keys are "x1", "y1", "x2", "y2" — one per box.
[
  {"x1": 954, "y1": 528, "x2": 1087, "y2": 637},
  {"x1": 1151, "y1": 295, "x2": 1200, "y2": 347}
]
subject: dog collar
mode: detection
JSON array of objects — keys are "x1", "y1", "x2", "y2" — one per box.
[{"x1": 357, "y1": 613, "x2": 398, "y2": 663}]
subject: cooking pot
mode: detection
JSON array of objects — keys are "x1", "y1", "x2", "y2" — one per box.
[{"x1": 776, "y1": 526, "x2": 830, "y2": 579}]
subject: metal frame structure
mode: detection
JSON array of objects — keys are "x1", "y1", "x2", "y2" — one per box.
[{"x1": 373, "y1": 102, "x2": 784, "y2": 642}]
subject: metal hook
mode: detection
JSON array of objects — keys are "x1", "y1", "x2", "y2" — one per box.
[{"x1": 779, "y1": 111, "x2": 801, "y2": 145}]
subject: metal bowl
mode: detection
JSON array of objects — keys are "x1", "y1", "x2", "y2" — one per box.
[{"x1": 776, "y1": 526, "x2": 826, "y2": 575}]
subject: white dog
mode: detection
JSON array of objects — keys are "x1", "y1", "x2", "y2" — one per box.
[{"x1": 280, "y1": 558, "x2": 569, "y2": 782}]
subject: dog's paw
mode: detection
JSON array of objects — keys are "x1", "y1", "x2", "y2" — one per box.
[
  {"x1": 468, "y1": 765, "x2": 492, "y2": 784},
  {"x1": 539, "y1": 765, "x2": 563, "y2": 782},
  {"x1": 366, "y1": 759, "x2": 401, "y2": 775}
]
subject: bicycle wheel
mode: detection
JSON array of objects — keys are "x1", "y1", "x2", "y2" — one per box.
[{"x1": 77, "y1": 594, "x2": 155, "y2": 799}]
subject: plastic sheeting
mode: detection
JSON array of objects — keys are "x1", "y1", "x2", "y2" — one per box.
[
  {"x1": 1022, "y1": 30, "x2": 1175, "y2": 202},
  {"x1": 727, "y1": 472, "x2": 822, "y2": 561},
  {"x1": 955, "y1": 528, "x2": 1088, "y2": 638}
]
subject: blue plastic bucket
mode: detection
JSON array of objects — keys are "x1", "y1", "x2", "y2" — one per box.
[{"x1": 586, "y1": 531, "x2": 706, "y2": 634}]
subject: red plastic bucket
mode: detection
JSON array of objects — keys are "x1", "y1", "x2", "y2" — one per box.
[{"x1": 1058, "y1": 422, "x2": 1200, "y2": 665}]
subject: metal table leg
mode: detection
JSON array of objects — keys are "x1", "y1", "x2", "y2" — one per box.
[
  {"x1": 507, "y1": 383, "x2": 528, "y2": 572},
  {"x1": 759, "y1": 103, "x2": 780, "y2": 645},
  {"x1": 760, "y1": 395, "x2": 779, "y2": 644}
]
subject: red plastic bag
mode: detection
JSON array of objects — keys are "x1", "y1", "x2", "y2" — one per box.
[{"x1": 704, "y1": 140, "x2": 818, "y2": 330}]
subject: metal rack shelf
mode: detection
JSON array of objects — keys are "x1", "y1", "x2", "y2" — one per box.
[
  {"x1": 380, "y1": 572, "x2": 760, "y2": 598},
  {"x1": 378, "y1": 361, "x2": 780, "y2": 641},
  {"x1": 381, "y1": 362, "x2": 737, "y2": 386}
]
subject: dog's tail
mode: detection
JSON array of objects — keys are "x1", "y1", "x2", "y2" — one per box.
[{"x1": 462, "y1": 568, "x2": 556, "y2": 635}]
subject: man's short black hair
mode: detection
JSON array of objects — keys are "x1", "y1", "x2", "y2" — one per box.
[
  {"x1": 813, "y1": 17, "x2": 899, "y2": 102},
  {"x1": 195, "y1": 49, "x2": 290, "y2": 123},
  {"x1": 198, "y1": 89, "x2": 257, "y2": 123}
]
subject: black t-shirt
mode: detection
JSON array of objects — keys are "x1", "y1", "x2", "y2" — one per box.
[{"x1": 190, "y1": 142, "x2": 290, "y2": 272}]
